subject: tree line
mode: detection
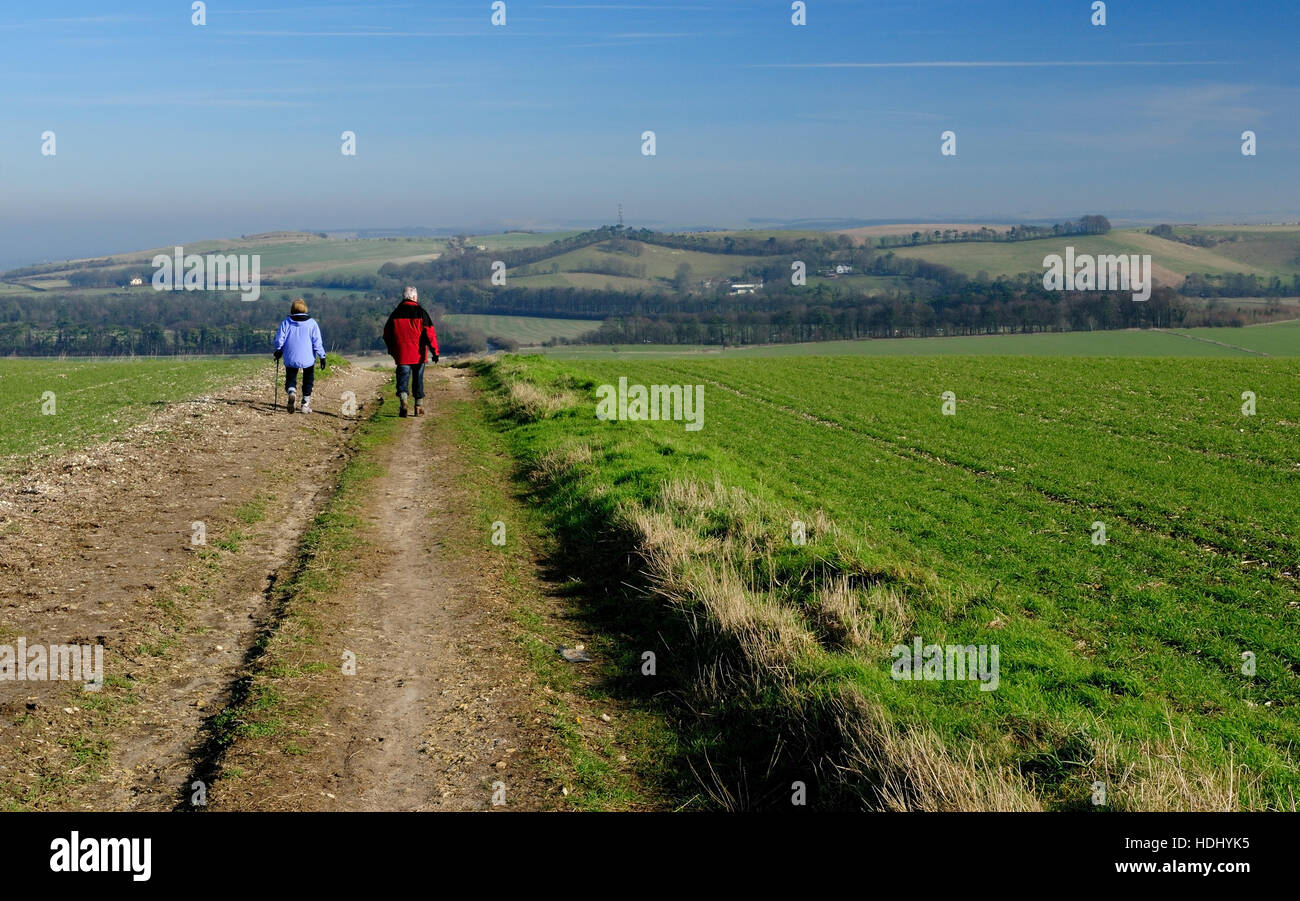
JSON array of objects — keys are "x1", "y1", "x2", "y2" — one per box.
[
  {"x1": 564, "y1": 286, "x2": 1213, "y2": 347},
  {"x1": 4, "y1": 218, "x2": 1285, "y2": 357},
  {"x1": 0, "y1": 291, "x2": 495, "y2": 357},
  {"x1": 872, "y1": 215, "x2": 1112, "y2": 248}
]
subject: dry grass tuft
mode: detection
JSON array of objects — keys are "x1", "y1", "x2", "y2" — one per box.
[
  {"x1": 834, "y1": 688, "x2": 1040, "y2": 811},
  {"x1": 505, "y1": 379, "x2": 578, "y2": 422},
  {"x1": 625, "y1": 476, "x2": 1036, "y2": 810},
  {"x1": 1082, "y1": 713, "x2": 1280, "y2": 811},
  {"x1": 530, "y1": 442, "x2": 593, "y2": 483},
  {"x1": 810, "y1": 576, "x2": 910, "y2": 651}
]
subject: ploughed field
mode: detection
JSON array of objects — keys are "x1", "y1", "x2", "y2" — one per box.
[{"x1": 487, "y1": 354, "x2": 1300, "y2": 809}]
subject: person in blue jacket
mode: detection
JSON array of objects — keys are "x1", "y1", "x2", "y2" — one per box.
[{"x1": 272, "y1": 298, "x2": 327, "y2": 414}]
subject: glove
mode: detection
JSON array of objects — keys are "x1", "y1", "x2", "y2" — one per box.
[
  {"x1": 273, "y1": 349, "x2": 282, "y2": 361},
  {"x1": 432, "y1": 353, "x2": 439, "y2": 364},
  {"x1": 319, "y1": 356, "x2": 328, "y2": 371}
]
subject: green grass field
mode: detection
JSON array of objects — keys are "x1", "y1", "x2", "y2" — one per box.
[
  {"x1": 508, "y1": 271, "x2": 663, "y2": 292},
  {"x1": 483, "y1": 353, "x2": 1300, "y2": 809},
  {"x1": 0, "y1": 282, "x2": 54, "y2": 295},
  {"x1": 3, "y1": 234, "x2": 446, "y2": 285},
  {"x1": 893, "y1": 227, "x2": 1300, "y2": 282},
  {"x1": 221, "y1": 237, "x2": 443, "y2": 272},
  {"x1": 537, "y1": 321, "x2": 1300, "y2": 359},
  {"x1": 0, "y1": 357, "x2": 265, "y2": 462},
  {"x1": 1174, "y1": 226, "x2": 1300, "y2": 272},
  {"x1": 1167, "y1": 320, "x2": 1300, "y2": 356},
  {"x1": 515, "y1": 240, "x2": 771, "y2": 285},
  {"x1": 807, "y1": 274, "x2": 911, "y2": 292},
  {"x1": 467, "y1": 230, "x2": 585, "y2": 251},
  {"x1": 443, "y1": 314, "x2": 601, "y2": 344}
]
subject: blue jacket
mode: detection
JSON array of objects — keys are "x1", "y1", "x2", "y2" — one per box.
[{"x1": 274, "y1": 313, "x2": 325, "y2": 369}]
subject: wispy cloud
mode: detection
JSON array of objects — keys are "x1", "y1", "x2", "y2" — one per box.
[
  {"x1": 41, "y1": 15, "x2": 159, "y2": 24},
  {"x1": 220, "y1": 30, "x2": 504, "y2": 37},
  {"x1": 543, "y1": 4, "x2": 716, "y2": 8},
  {"x1": 796, "y1": 109, "x2": 945, "y2": 122},
  {"x1": 1136, "y1": 83, "x2": 1273, "y2": 124},
  {"x1": 754, "y1": 60, "x2": 1233, "y2": 68},
  {"x1": 1046, "y1": 84, "x2": 1282, "y2": 151},
  {"x1": 219, "y1": 3, "x2": 417, "y2": 12},
  {"x1": 28, "y1": 89, "x2": 317, "y2": 109},
  {"x1": 611, "y1": 32, "x2": 705, "y2": 38}
]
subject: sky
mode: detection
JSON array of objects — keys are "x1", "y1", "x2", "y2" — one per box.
[{"x1": 0, "y1": 0, "x2": 1297, "y2": 266}]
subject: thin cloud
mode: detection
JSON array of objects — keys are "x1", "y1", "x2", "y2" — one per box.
[
  {"x1": 41, "y1": 15, "x2": 159, "y2": 24},
  {"x1": 796, "y1": 109, "x2": 945, "y2": 122},
  {"x1": 221, "y1": 30, "x2": 501, "y2": 37},
  {"x1": 29, "y1": 90, "x2": 316, "y2": 109},
  {"x1": 754, "y1": 60, "x2": 1233, "y2": 68},
  {"x1": 543, "y1": 4, "x2": 716, "y2": 8},
  {"x1": 611, "y1": 32, "x2": 705, "y2": 38},
  {"x1": 219, "y1": 3, "x2": 417, "y2": 12}
]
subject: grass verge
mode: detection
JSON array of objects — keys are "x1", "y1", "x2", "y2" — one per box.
[{"x1": 449, "y1": 372, "x2": 690, "y2": 809}]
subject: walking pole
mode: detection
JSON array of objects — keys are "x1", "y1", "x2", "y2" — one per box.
[{"x1": 274, "y1": 357, "x2": 280, "y2": 411}]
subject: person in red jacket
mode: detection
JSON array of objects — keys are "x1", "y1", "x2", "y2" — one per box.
[{"x1": 382, "y1": 286, "x2": 440, "y2": 417}]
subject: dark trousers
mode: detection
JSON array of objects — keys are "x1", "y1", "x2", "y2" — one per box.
[
  {"x1": 395, "y1": 362, "x2": 425, "y2": 400},
  {"x1": 285, "y1": 365, "x2": 315, "y2": 396}
]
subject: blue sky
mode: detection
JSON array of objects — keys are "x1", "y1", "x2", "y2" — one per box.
[{"x1": 0, "y1": 0, "x2": 1297, "y2": 266}]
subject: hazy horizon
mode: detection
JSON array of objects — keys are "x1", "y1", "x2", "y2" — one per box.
[{"x1": 2, "y1": 0, "x2": 1297, "y2": 268}]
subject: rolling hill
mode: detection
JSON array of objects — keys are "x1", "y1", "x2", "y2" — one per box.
[{"x1": 889, "y1": 226, "x2": 1300, "y2": 287}]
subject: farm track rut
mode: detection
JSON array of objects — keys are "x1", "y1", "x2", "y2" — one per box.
[
  {"x1": 0, "y1": 364, "x2": 383, "y2": 808},
  {"x1": 1, "y1": 362, "x2": 559, "y2": 812},
  {"x1": 207, "y1": 367, "x2": 551, "y2": 811}
]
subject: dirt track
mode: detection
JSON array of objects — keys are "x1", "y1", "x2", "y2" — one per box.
[
  {"x1": 0, "y1": 363, "x2": 551, "y2": 810},
  {"x1": 208, "y1": 367, "x2": 550, "y2": 810}
]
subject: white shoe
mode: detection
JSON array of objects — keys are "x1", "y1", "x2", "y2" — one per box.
[
  {"x1": 301, "y1": 397, "x2": 312, "y2": 414},
  {"x1": 286, "y1": 387, "x2": 297, "y2": 414}
]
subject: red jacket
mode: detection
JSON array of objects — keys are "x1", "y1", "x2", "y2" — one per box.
[{"x1": 383, "y1": 300, "x2": 439, "y2": 365}]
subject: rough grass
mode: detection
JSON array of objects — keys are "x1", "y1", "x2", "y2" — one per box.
[
  {"x1": 476, "y1": 353, "x2": 1300, "y2": 811},
  {"x1": 630, "y1": 477, "x2": 1039, "y2": 811}
]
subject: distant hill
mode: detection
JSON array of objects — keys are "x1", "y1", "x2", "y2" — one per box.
[
  {"x1": 889, "y1": 225, "x2": 1300, "y2": 289},
  {"x1": 6, "y1": 223, "x2": 1300, "y2": 308}
]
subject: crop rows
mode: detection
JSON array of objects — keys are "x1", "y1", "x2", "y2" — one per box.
[{"x1": 492, "y1": 354, "x2": 1300, "y2": 808}]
